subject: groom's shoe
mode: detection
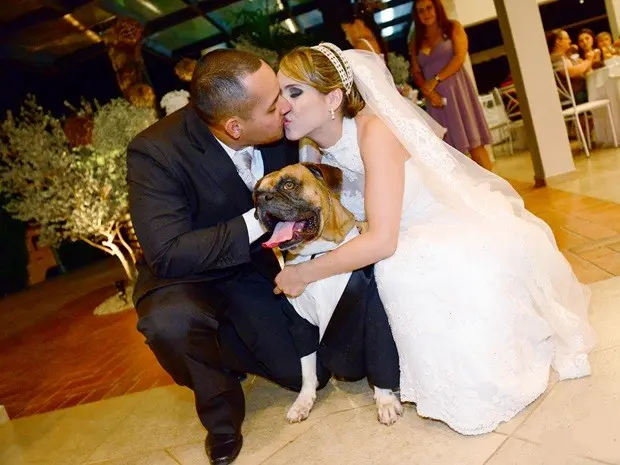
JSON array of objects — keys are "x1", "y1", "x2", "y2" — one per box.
[{"x1": 205, "y1": 433, "x2": 243, "y2": 465}]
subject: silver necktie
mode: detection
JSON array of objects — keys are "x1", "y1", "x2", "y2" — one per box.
[{"x1": 233, "y1": 149, "x2": 255, "y2": 190}]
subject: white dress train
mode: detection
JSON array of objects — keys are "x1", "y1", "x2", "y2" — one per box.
[{"x1": 309, "y1": 117, "x2": 595, "y2": 435}]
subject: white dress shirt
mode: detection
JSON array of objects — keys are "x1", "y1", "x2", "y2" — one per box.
[{"x1": 214, "y1": 137, "x2": 267, "y2": 244}]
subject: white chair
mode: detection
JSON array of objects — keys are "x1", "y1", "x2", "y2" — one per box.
[
  {"x1": 479, "y1": 88, "x2": 513, "y2": 155},
  {"x1": 554, "y1": 59, "x2": 618, "y2": 157},
  {"x1": 501, "y1": 84, "x2": 522, "y2": 121}
]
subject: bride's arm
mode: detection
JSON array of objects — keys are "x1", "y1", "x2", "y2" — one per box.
[{"x1": 275, "y1": 117, "x2": 407, "y2": 295}]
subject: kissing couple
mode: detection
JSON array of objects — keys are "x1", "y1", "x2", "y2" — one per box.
[{"x1": 127, "y1": 43, "x2": 595, "y2": 464}]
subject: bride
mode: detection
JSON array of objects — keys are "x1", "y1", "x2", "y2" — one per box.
[{"x1": 273, "y1": 42, "x2": 596, "y2": 435}]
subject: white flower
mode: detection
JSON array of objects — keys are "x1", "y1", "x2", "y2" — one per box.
[
  {"x1": 160, "y1": 90, "x2": 190, "y2": 115},
  {"x1": 387, "y1": 52, "x2": 411, "y2": 85}
]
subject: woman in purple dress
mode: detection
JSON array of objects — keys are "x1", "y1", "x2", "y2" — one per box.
[{"x1": 410, "y1": 0, "x2": 493, "y2": 171}]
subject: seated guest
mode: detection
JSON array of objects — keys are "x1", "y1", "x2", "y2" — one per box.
[
  {"x1": 547, "y1": 29, "x2": 593, "y2": 104},
  {"x1": 596, "y1": 31, "x2": 619, "y2": 60},
  {"x1": 577, "y1": 28, "x2": 604, "y2": 69}
]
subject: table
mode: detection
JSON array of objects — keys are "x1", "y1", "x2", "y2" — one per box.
[{"x1": 586, "y1": 60, "x2": 620, "y2": 146}]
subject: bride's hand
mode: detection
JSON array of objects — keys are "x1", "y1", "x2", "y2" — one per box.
[{"x1": 274, "y1": 264, "x2": 309, "y2": 297}]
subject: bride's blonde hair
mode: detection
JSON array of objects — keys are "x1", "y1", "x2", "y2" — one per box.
[{"x1": 279, "y1": 47, "x2": 365, "y2": 118}]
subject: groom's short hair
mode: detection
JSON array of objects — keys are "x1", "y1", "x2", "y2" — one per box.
[{"x1": 191, "y1": 48, "x2": 263, "y2": 125}]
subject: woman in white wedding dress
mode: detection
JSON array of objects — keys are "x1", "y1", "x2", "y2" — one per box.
[{"x1": 273, "y1": 43, "x2": 596, "y2": 435}]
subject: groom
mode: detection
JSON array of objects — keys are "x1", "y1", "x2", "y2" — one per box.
[{"x1": 127, "y1": 49, "x2": 399, "y2": 465}]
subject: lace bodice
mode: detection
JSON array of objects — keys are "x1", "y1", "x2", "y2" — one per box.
[
  {"x1": 319, "y1": 118, "x2": 366, "y2": 221},
  {"x1": 307, "y1": 117, "x2": 435, "y2": 227}
]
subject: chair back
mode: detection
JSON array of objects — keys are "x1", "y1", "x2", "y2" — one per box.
[
  {"x1": 479, "y1": 88, "x2": 510, "y2": 128},
  {"x1": 553, "y1": 57, "x2": 577, "y2": 108},
  {"x1": 500, "y1": 85, "x2": 521, "y2": 120}
]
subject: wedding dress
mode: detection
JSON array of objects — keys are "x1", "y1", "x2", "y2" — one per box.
[{"x1": 300, "y1": 49, "x2": 596, "y2": 435}]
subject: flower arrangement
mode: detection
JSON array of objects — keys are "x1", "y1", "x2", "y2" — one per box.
[
  {"x1": 387, "y1": 52, "x2": 418, "y2": 101},
  {"x1": 387, "y1": 52, "x2": 411, "y2": 85},
  {"x1": 160, "y1": 90, "x2": 190, "y2": 116}
]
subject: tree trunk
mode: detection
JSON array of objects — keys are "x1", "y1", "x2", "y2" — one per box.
[
  {"x1": 104, "y1": 239, "x2": 136, "y2": 282},
  {"x1": 81, "y1": 235, "x2": 137, "y2": 283}
]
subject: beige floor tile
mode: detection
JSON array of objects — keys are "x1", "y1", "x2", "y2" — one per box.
[
  {"x1": 168, "y1": 417, "x2": 324, "y2": 465},
  {"x1": 0, "y1": 409, "x2": 66, "y2": 465},
  {"x1": 562, "y1": 217, "x2": 620, "y2": 240},
  {"x1": 262, "y1": 405, "x2": 506, "y2": 465},
  {"x1": 590, "y1": 252, "x2": 620, "y2": 275},
  {"x1": 588, "y1": 276, "x2": 620, "y2": 352},
  {"x1": 166, "y1": 441, "x2": 208, "y2": 465},
  {"x1": 575, "y1": 246, "x2": 618, "y2": 261},
  {"x1": 85, "y1": 450, "x2": 179, "y2": 465},
  {"x1": 86, "y1": 386, "x2": 205, "y2": 462},
  {"x1": 513, "y1": 346, "x2": 620, "y2": 464},
  {"x1": 495, "y1": 371, "x2": 559, "y2": 436},
  {"x1": 495, "y1": 148, "x2": 620, "y2": 205},
  {"x1": 561, "y1": 251, "x2": 613, "y2": 284},
  {"x1": 550, "y1": 229, "x2": 591, "y2": 250},
  {"x1": 0, "y1": 392, "x2": 144, "y2": 465},
  {"x1": 243, "y1": 377, "x2": 374, "y2": 431},
  {"x1": 486, "y1": 437, "x2": 610, "y2": 465}
]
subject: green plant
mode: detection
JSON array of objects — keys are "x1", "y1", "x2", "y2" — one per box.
[
  {"x1": 0, "y1": 96, "x2": 156, "y2": 282},
  {"x1": 231, "y1": 0, "x2": 317, "y2": 64}
]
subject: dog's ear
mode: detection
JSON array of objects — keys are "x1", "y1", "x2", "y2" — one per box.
[{"x1": 302, "y1": 163, "x2": 343, "y2": 195}]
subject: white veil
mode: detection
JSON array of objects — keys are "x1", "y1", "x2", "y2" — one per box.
[{"x1": 342, "y1": 49, "x2": 556, "y2": 239}]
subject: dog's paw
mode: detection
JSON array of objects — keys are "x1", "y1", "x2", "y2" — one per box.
[
  {"x1": 374, "y1": 388, "x2": 404, "y2": 426},
  {"x1": 286, "y1": 391, "x2": 316, "y2": 423}
]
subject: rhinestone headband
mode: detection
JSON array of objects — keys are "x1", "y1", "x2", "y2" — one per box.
[{"x1": 311, "y1": 42, "x2": 354, "y2": 95}]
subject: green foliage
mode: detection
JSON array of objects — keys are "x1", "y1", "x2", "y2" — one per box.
[
  {"x1": 231, "y1": 0, "x2": 318, "y2": 65},
  {"x1": 0, "y1": 96, "x2": 155, "y2": 249}
]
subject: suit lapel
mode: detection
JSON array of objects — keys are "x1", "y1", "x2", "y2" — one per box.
[
  {"x1": 261, "y1": 139, "x2": 299, "y2": 175},
  {"x1": 185, "y1": 108, "x2": 252, "y2": 214}
]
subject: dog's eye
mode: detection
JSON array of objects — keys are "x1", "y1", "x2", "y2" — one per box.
[{"x1": 283, "y1": 181, "x2": 295, "y2": 190}]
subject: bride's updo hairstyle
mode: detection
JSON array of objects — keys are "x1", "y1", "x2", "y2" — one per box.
[{"x1": 279, "y1": 44, "x2": 366, "y2": 118}]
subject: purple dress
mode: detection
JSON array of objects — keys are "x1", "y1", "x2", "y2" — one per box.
[{"x1": 418, "y1": 39, "x2": 492, "y2": 154}]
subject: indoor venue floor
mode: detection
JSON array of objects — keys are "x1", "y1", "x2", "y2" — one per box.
[{"x1": 2, "y1": 147, "x2": 620, "y2": 464}]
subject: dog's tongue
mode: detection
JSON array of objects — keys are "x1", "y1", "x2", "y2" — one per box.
[{"x1": 263, "y1": 222, "x2": 296, "y2": 248}]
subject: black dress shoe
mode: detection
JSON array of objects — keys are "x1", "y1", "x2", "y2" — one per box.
[{"x1": 205, "y1": 433, "x2": 243, "y2": 465}]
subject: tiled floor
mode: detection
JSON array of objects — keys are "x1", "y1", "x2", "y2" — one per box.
[
  {"x1": 2, "y1": 147, "x2": 620, "y2": 464},
  {"x1": 2, "y1": 273, "x2": 620, "y2": 464},
  {"x1": 494, "y1": 147, "x2": 620, "y2": 204},
  {"x1": 0, "y1": 261, "x2": 173, "y2": 419}
]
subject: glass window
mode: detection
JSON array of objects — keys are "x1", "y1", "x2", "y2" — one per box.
[
  {"x1": 375, "y1": 2, "x2": 413, "y2": 25},
  {"x1": 381, "y1": 22, "x2": 408, "y2": 38},
  {"x1": 295, "y1": 9, "x2": 323, "y2": 30},
  {"x1": 144, "y1": 16, "x2": 221, "y2": 56},
  {"x1": 99, "y1": 0, "x2": 187, "y2": 23}
]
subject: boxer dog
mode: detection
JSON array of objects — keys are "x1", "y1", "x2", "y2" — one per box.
[{"x1": 253, "y1": 163, "x2": 403, "y2": 426}]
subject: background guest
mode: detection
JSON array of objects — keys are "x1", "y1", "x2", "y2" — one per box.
[
  {"x1": 577, "y1": 28, "x2": 604, "y2": 69},
  {"x1": 409, "y1": 0, "x2": 493, "y2": 171},
  {"x1": 596, "y1": 31, "x2": 619, "y2": 60},
  {"x1": 547, "y1": 29, "x2": 592, "y2": 104}
]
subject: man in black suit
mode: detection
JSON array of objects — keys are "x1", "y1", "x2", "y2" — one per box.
[{"x1": 127, "y1": 49, "x2": 399, "y2": 465}]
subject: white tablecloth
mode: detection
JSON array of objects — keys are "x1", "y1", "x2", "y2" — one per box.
[{"x1": 586, "y1": 61, "x2": 620, "y2": 146}]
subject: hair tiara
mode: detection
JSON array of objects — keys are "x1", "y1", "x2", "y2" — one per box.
[{"x1": 310, "y1": 42, "x2": 354, "y2": 95}]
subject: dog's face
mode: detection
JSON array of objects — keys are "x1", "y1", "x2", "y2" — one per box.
[{"x1": 253, "y1": 163, "x2": 352, "y2": 253}]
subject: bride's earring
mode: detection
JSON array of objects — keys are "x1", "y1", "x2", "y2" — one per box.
[{"x1": 330, "y1": 108, "x2": 335, "y2": 120}]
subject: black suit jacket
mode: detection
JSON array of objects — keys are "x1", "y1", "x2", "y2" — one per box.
[{"x1": 127, "y1": 106, "x2": 297, "y2": 305}]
